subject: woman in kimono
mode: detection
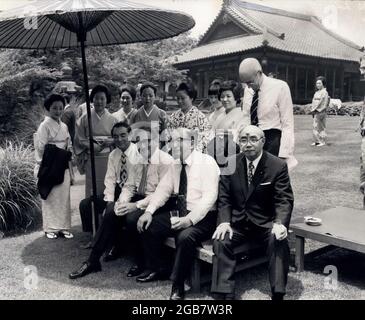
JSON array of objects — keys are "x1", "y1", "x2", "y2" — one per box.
[
  {"x1": 34, "y1": 94, "x2": 73, "y2": 239},
  {"x1": 74, "y1": 84, "x2": 117, "y2": 198},
  {"x1": 208, "y1": 80, "x2": 225, "y2": 129},
  {"x1": 113, "y1": 84, "x2": 138, "y2": 124},
  {"x1": 130, "y1": 82, "x2": 169, "y2": 145},
  {"x1": 310, "y1": 76, "x2": 329, "y2": 147},
  {"x1": 168, "y1": 82, "x2": 212, "y2": 152},
  {"x1": 214, "y1": 80, "x2": 249, "y2": 141}
]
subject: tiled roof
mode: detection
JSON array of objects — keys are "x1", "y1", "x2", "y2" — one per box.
[{"x1": 174, "y1": 0, "x2": 363, "y2": 66}]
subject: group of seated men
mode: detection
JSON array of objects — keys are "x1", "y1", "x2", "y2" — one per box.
[{"x1": 69, "y1": 121, "x2": 294, "y2": 301}]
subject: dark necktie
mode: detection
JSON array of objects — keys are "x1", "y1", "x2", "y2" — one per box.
[
  {"x1": 137, "y1": 164, "x2": 149, "y2": 196},
  {"x1": 250, "y1": 90, "x2": 259, "y2": 126},
  {"x1": 120, "y1": 152, "x2": 128, "y2": 188},
  {"x1": 177, "y1": 163, "x2": 188, "y2": 216},
  {"x1": 248, "y1": 161, "x2": 254, "y2": 185}
]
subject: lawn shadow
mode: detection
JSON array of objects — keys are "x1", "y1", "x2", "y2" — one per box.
[
  {"x1": 303, "y1": 247, "x2": 365, "y2": 290},
  {"x1": 20, "y1": 226, "x2": 173, "y2": 293},
  {"x1": 184, "y1": 262, "x2": 304, "y2": 300}
]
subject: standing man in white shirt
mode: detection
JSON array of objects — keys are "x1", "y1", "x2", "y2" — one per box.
[
  {"x1": 239, "y1": 58, "x2": 297, "y2": 170},
  {"x1": 135, "y1": 128, "x2": 220, "y2": 301}
]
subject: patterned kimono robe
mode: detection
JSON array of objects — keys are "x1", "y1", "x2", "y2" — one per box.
[{"x1": 168, "y1": 106, "x2": 213, "y2": 152}]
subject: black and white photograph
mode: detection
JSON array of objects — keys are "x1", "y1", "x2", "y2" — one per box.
[{"x1": 1, "y1": 0, "x2": 365, "y2": 304}]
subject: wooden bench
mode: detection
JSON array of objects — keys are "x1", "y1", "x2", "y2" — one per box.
[
  {"x1": 164, "y1": 237, "x2": 268, "y2": 293},
  {"x1": 291, "y1": 207, "x2": 365, "y2": 272}
]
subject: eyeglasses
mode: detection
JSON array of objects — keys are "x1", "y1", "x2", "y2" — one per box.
[{"x1": 239, "y1": 136, "x2": 264, "y2": 145}]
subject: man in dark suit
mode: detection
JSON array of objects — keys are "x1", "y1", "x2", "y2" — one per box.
[{"x1": 211, "y1": 125, "x2": 294, "y2": 300}]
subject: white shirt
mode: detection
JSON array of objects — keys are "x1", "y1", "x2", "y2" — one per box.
[
  {"x1": 241, "y1": 74, "x2": 295, "y2": 159},
  {"x1": 118, "y1": 149, "x2": 174, "y2": 209},
  {"x1": 145, "y1": 150, "x2": 220, "y2": 225},
  {"x1": 246, "y1": 152, "x2": 263, "y2": 178},
  {"x1": 103, "y1": 143, "x2": 142, "y2": 202}
]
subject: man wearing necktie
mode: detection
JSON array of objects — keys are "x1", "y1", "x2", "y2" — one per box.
[
  {"x1": 211, "y1": 125, "x2": 294, "y2": 300},
  {"x1": 69, "y1": 122, "x2": 142, "y2": 279},
  {"x1": 239, "y1": 58, "x2": 297, "y2": 170},
  {"x1": 136, "y1": 128, "x2": 220, "y2": 301},
  {"x1": 114, "y1": 128, "x2": 174, "y2": 278}
]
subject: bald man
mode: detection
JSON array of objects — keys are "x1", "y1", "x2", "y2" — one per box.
[
  {"x1": 211, "y1": 125, "x2": 294, "y2": 300},
  {"x1": 239, "y1": 58, "x2": 296, "y2": 169}
]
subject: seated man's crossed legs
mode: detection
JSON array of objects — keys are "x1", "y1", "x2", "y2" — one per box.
[{"x1": 69, "y1": 196, "x2": 145, "y2": 279}]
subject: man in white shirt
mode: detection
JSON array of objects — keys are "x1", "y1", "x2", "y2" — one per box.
[
  {"x1": 135, "y1": 128, "x2": 220, "y2": 301},
  {"x1": 211, "y1": 125, "x2": 294, "y2": 300},
  {"x1": 239, "y1": 58, "x2": 297, "y2": 170},
  {"x1": 114, "y1": 128, "x2": 174, "y2": 277},
  {"x1": 70, "y1": 122, "x2": 142, "y2": 279}
]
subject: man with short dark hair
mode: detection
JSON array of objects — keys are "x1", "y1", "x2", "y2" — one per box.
[
  {"x1": 70, "y1": 122, "x2": 142, "y2": 278},
  {"x1": 211, "y1": 125, "x2": 294, "y2": 300}
]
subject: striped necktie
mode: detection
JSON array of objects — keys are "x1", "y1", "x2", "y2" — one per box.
[
  {"x1": 250, "y1": 90, "x2": 259, "y2": 126},
  {"x1": 120, "y1": 152, "x2": 128, "y2": 188},
  {"x1": 248, "y1": 161, "x2": 254, "y2": 185}
]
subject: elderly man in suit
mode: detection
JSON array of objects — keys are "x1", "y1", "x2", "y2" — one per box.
[{"x1": 211, "y1": 125, "x2": 294, "y2": 300}]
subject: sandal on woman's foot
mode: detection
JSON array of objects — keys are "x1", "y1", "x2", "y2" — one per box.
[
  {"x1": 59, "y1": 230, "x2": 74, "y2": 239},
  {"x1": 45, "y1": 232, "x2": 58, "y2": 239}
]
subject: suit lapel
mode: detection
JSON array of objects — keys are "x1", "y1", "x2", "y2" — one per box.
[
  {"x1": 246, "y1": 152, "x2": 267, "y2": 200},
  {"x1": 236, "y1": 153, "x2": 248, "y2": 198}
]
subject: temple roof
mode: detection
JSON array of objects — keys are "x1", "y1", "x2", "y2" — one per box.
[{"x1": 174, "y1": 0, "x2": 364, "y2": 66}]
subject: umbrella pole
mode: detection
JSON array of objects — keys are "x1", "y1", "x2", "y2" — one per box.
[{"x1": 78, "y1": 23, "x2": 98, "y2": 237}]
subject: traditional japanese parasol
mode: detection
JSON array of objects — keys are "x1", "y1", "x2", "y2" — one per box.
[{"x1": 0, "y1": 0, "x2": 195, "y2": 235}]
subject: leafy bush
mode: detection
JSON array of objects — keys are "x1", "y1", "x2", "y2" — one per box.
[
  {"x1": 0, "y1": 141, "x2": 41, "y2": 235},
  {"x1": 0, "y1": 68, "x2": 57, "y2": 146}
]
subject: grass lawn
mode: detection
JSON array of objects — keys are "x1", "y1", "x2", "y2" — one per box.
[{"x1": 1, "y1": 115, "x2": 365, "y2": 300}]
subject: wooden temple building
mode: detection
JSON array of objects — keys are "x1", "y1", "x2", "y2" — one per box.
[{"x1": 173, "y1": 0, "x2": 365, "y2": 103}]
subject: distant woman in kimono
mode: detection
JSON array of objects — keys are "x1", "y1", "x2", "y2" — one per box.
[
  {"x1": 214, "y1": 80, "x2": 249, "y2": 141},
  {"x1": 74, "y1": 84, "x2": 117, "y2": 198},
  {"x1": 310, "y1": 76, "x2": 329, "y2": 147},
  {"x1": 34, "y1": 94, "x2": 73, "y2": 239}
]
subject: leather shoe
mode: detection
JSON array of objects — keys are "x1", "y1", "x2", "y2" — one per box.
[
  {"x1": 127, "y1": 265, "x2": 144, "y2": 277},
  {"x1": 170, "y1": 283, "x2": 185, "y2": 300},
  {"x1": 136, "y1": 271, "x2": 169, "y2": 283},
  {"x1": 69, "y1": 261, "x2": 101, "y2": 279}
]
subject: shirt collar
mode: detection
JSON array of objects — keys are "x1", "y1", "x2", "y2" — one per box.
[
  {"x1": 119, "y1": 143, "x2": 133, "y2": 157},
  {"x1": 259, "y1": 73, "x2": 268, "y2": 91},
  {"x1": 184, "y1": 149, "x2": 197, "y2": 167},
  {"x1": 247, "y1": 151, "x2": 263, "y2": 169}
]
